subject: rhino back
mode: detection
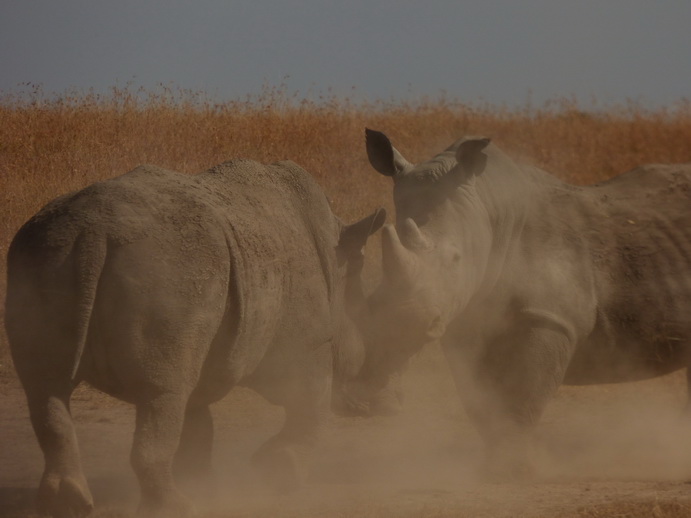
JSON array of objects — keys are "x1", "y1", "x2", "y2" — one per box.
[{"x1": 14, "y1": 164, "x2": 229, "y2": 293}]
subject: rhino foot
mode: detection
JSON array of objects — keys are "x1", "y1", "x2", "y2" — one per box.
[
  {"x1": 136, "y1": 492, "x2": 196, "y2": 518},
  {"x1": 173, "y1": 452, "x2": 216, "y2": 502},
  {"x1": 37, "y1": 474, "x2": 94, "y2": 518},
  {"x1": 335, "y1": 375, "x2": 404, "y2": 417},
  {"x1": 331, "y1": 388, "x2": 370, "y2": 417},
  {"x1": 172, "y1": 468, "x2": 217, "y2": 506},
  {"x1": 252, "y1": 442, "x2": 306, "y2": 493},
  {"x1": 480, "y1": 456, "x2": 536, "y2": 483},
  {"x1": 369, "y1": 386, "x2": 404, "y2": 416}
]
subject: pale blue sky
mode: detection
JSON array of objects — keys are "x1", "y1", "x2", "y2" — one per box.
[{"x1": 1, "y1": 1, "x2": 690, "y2": 107}]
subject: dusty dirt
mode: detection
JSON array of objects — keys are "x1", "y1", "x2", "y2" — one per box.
[{"x1": 3, "y1": 344, "x2": 691, "y2": 518}]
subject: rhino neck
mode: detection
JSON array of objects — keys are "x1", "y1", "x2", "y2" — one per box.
[
  {"x1": 463, "y1": 149, "x2": 564, "y2": 301},
  {"x1": 437, "y1": 185, "x2": 494, "y2": 318}
]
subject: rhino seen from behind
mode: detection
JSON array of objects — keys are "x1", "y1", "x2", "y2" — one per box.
[
  {"x1": 5, "y1": 158, "x2": 387, "y2": 517},
  {"x1": 355, "y1": 128, "x2": 691, "y2": 477}
]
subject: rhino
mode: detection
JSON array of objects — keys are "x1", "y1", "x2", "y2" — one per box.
[
  {"x1": 5, "y1": 158, "x2": 386, "y2": 517},
  {"x1": 356, "y1": 128, "x2": 691, "y2": 477}
]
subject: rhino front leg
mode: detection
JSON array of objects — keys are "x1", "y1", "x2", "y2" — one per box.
[
  {"x1": 252, "y1": 344, "x2": 332, "y2": 492},
  {"x1": 131, "y1": 393, "x2": 194, "y2": 518},
  {"x1": 27, "y1": 388, "x2": 94, "y2": 518},
  {"x1": 446, "y1": 325, "x2": 572, "y2": 480}
]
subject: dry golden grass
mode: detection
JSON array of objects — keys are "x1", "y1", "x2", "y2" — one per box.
[{"x1": 1, "y1": 84, "x2": 691, "y2": 363}]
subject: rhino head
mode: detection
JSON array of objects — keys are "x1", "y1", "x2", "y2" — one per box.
[
  {"x1": 331, "y1": 207, "x2": 408, "y2": 416},
  {"x1": 347, "y1": 129, "x2": 495, "y2": 401}
]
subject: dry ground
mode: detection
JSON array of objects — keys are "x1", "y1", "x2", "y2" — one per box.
[
  {"x1": 3, "y1": 344, "x2": 691, "y2": 518},
  {"x1": 2, "y1": 87, "x2": 691, "y2": 517}
]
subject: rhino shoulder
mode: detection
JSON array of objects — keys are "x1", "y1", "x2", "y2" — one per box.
[{"x1": 270, "y1": 160, "x2": 330, "y2": 203}]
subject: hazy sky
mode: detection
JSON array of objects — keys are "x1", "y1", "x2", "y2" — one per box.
[{"x1": 2, "y1": 1, "x2": 690, "y2": 107}]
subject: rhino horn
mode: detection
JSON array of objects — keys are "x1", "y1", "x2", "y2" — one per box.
[
  {"x1": 382, "y1": 223, "x2": 417, "y2": 285},
  {"x1": 399, "y1": 217, "x2": 430, "y2": 251},
  {"x1": 339, "y1": 207, "x2": 387, "y2": 252}
]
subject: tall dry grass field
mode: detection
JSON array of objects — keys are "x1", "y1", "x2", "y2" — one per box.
[{"x1": 1, "y1": 85, "x2": 691, "y2": 365}]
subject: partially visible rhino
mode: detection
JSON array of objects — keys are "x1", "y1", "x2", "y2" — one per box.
[
  {"x1": 355, "y1": 129, "x2": 691, "y2": 477},
  {"x1": 5, "y1": 159, "x2": 386, "y2": 517}
]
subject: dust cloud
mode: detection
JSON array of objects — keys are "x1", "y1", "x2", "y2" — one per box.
[
  {"x1": 4, "y1": 339, "x2": 691, "y2": 517},
  {"x1": 189, "y1": 346, "x2": 691, "y2": 516}
]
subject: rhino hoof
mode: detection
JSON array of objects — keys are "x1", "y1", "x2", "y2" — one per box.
[
  {"x1": 369, "y1": 390, "x2": 403, "y2": 416},
  {"x1": 331, "y1": 390, "x2": 370, "y2": 417},
  {"x1": 481, "y1": 458, "x2": 536, "y2": 483},
  {"x1": 252, "y1": 445, "x2": 305, "y2": 493},
  {"x1": 137, "y1": 493, "x2": 196, "y2": 518},
  {"x1": 37, "y1": 475, "x2": 94, "y2": 518}
]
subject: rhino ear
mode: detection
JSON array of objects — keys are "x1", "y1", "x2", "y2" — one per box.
[
  {"x1": 339, "y1": 207, "x2": 387, "y2": 251},
  {"x1": 365, "y1": 128, "x2": 410, "y2": 177},
  {"x1": 455, "y1": 137, "x2": 491, "y2": 177}
]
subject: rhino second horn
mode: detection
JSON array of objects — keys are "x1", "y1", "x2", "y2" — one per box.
[
  {"x1": 400, "y1": 218, "x2": 430, "y2": 251},
  {"x1": 382, "y1": 224, "x2": 417, "y2": 285}
]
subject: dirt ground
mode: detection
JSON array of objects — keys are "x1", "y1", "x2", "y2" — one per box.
[{"x1": 3, "y1": 344, "x2": 691, "y2": 518}]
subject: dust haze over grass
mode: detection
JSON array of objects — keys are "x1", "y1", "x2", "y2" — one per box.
[{"x1": 2, "y1": 84, "x2": 691, "y2": 517}]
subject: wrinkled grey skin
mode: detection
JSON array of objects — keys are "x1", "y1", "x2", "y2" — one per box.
[
  {"x1": 5, "y1": 159, "x2": 386, "y2": 518},
  {"x1": 359, "y1": 129, "x2": 691, "y2": 477}
]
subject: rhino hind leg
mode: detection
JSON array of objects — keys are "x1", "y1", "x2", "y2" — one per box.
[
  {"x1": 251, "y1": 344, "x2": 332, "y2": 492},
  {"x1": 251, "y1": 399, "x2": 326, "y2": 492},
  {"x1": 369, "y1": 372, "x2": 404, "y2": 416},
  {"x1": 683, "y1": 367, "x2": 691, "y2": 416},
  {"x1": 251, "y1": 438, "x2": 303, "y2": 493},
  {"x1": 131, "y1": 393, "x2": 195, "y2": 518},
  {"x1": 27, "y1": 389, "x2": 94, "y2": 518},
  {"x1": 173, "y1": 403, "x2": 215, "y2": 498}
]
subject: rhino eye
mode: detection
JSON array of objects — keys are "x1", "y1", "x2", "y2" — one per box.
[{"x1": 452, "y1": 253, "x2": 461, "y2": 263}]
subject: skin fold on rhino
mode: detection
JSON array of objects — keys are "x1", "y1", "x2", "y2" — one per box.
[
  {"x1": 5, "y1": 159, "x2": 387, "y2": 518},
  {"x1": 355, "y1": 128, "x2": 691, "y2": 478}
]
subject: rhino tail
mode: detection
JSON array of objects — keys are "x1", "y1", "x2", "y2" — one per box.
[{"x1": 70, "y1": 232, "x2": 107, "y2": 381}]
